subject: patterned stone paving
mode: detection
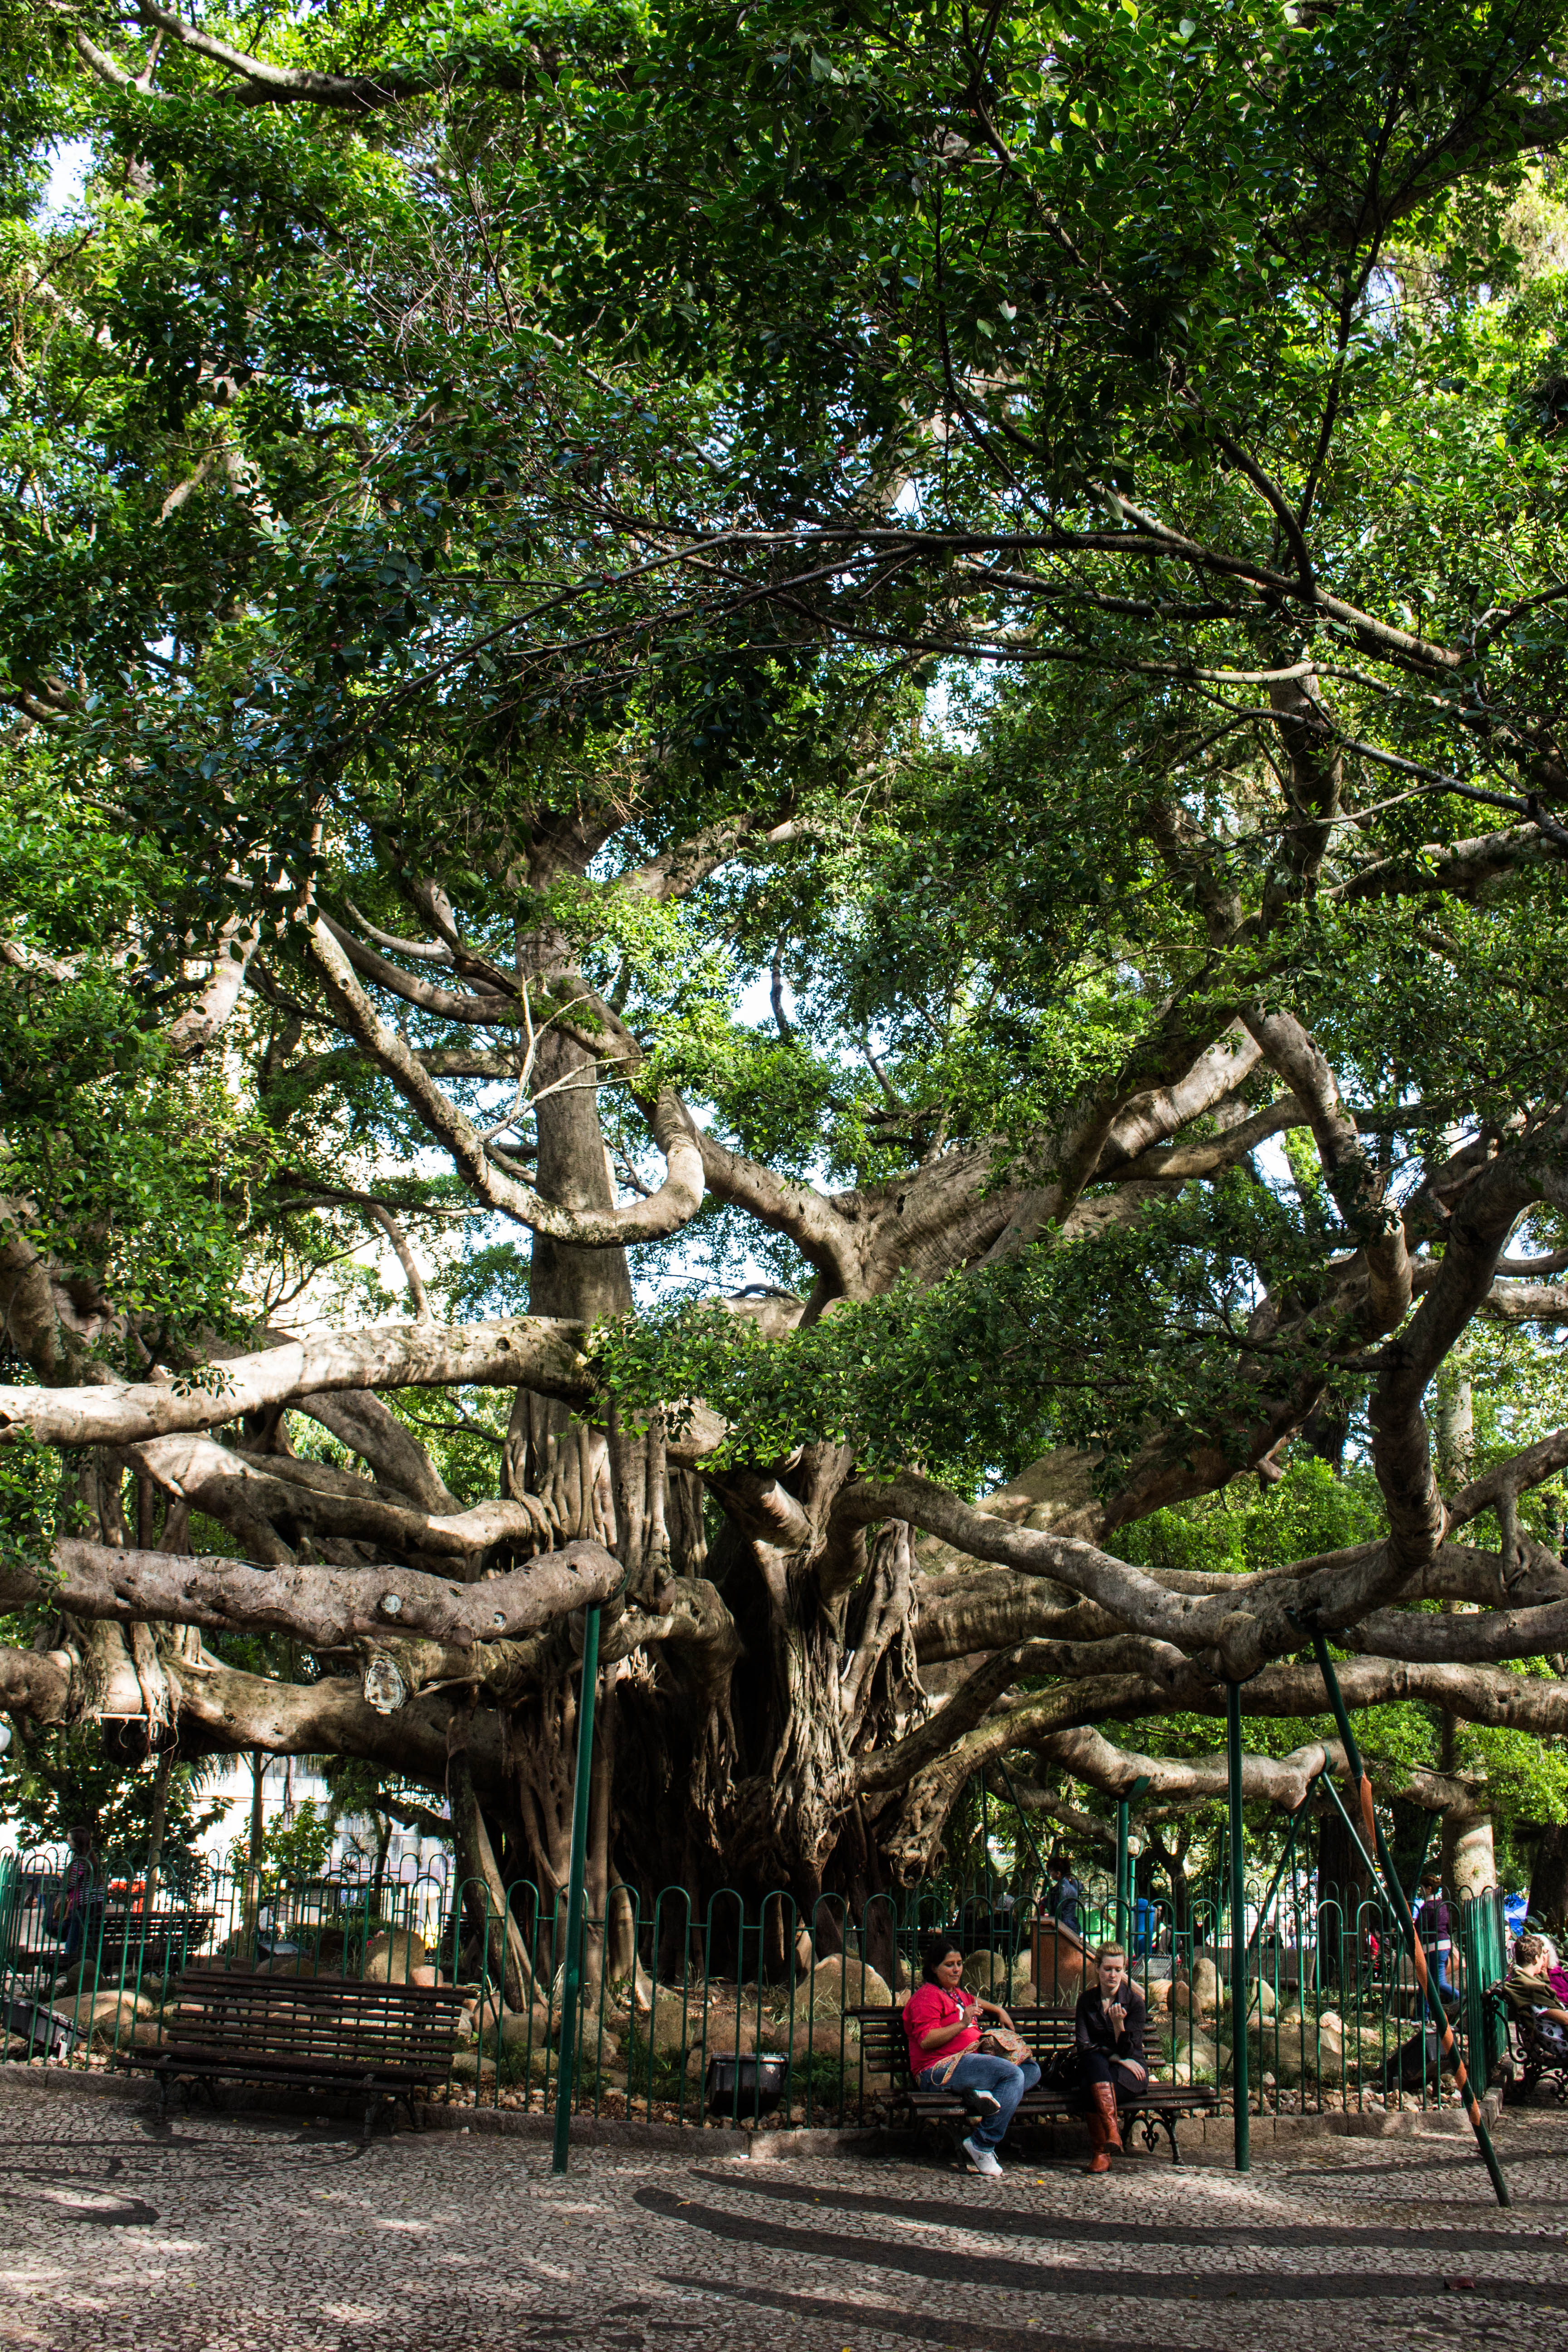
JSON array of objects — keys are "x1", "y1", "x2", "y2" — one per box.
[{"x1": 1, "y1": 2078, "x2": 1565, "y2": 2351}]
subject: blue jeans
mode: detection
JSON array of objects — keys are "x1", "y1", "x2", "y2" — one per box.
[
  {"x1": 1426, "y1": 1943, "x2": 1455, "y2": 2002},
  {"x1": 921, "y1": 2052, "x2": 1042, "y2": 2148}
]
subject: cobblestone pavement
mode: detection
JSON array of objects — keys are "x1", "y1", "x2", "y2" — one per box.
[{"x1": 2, "y1": 2082, "x2": 1566, "y2": 2352}]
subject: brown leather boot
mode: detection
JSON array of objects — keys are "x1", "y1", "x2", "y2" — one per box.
[
  {"x1": 1091, "y1": 2080, "x2": 1123, "y2": 2153},
  {"x1": 1084, "y1": 2105, "x2": 1112, "y2": 2175}
]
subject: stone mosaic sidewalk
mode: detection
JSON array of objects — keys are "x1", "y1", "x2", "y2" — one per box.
[{"x1": 2, "y1": 2078, "x2": 1565, "y2": 2352}]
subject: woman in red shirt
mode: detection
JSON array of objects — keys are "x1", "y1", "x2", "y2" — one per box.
[{"x1": 902, "y1": 1935, "x2": 1040, "y2": 2176}]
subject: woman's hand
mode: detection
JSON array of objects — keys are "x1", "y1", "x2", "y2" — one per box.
[
  {"x1": 1121, "y1": 2059, "x2": 1147, "y2": 2083},
  {"x1": 1106, "y1": 2002, "x2": 1127, "y2": 2034},
  {"x1": 979, "y1": 2000, "x2": 1014, "y2": 2028}
]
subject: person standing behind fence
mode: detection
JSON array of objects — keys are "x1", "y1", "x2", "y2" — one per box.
[
  {"x1": 1044, "y1": 1854, "x2": 1082, "y2": 1938},
  {"x1": 902, "y1": 1935, "x2": 1041, "y2": 2179},
  {"x1": 1073, "y1": 1942, "x2": 1148, "y2": 2176},
  {"x1": 54, "y1": 1825, "x2": 97, "y2": 1966},
  {"x1": 1416, "y1": 1874, "x2": 1457, "y2": 2005}
]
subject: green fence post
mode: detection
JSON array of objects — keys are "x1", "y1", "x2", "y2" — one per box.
[
  {"x1": 551, "y1": 1601, "x2": 602, "y2": 2176},
  {"x1": 1226, "y1": 1681, "x2": 1250, "y2": 2172}
]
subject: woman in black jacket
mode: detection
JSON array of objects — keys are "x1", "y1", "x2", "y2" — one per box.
[{"x1": 1074, "y1": 1944, "x2": 1147, "y2": 2174}]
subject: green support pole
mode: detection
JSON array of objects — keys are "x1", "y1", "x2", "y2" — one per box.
[
  {"x1": 1307, "y1": 1630, "x2": 1510, "y2": 2210},
  {"x1": 1244, "y1": 1788, "x2": 1313, "y2": 1970},
  {"x1": 551, "y1": 1601, "x2": 602, "y2": 2176},
  {"x1": 1226, "y1": 1681, "x2": 1250, "y2": 2172},
  {"x1": 1377, "y1": 1809, "x2": 1439, "y2": 2026},
  {"x1": 1116, "y1": 1798, "x2": 1130, "y2": 1945}
]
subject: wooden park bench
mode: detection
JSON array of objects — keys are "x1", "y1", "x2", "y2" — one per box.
[
  {"x1": 1485, "y1": 1979, "x2": 1568, "y2": 2104},
  {"x1": 117, "y1": 1967, "x2": 469, "y2": 2137},
  {"x1": 92, "y1": 1907, "x2": 215, "y2": 1982},
  {"x1": 850, "y1": 2003, "x2": 1220, "y2": 2162}
]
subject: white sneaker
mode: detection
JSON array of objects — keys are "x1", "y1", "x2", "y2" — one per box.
[{"x1": 962, "y1": 2137, "x2": 1003, "y2": 2177}]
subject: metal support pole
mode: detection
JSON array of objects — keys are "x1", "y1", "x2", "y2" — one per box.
[
  {"x1": 1115, "y1": 1798, "x2": 1130, "y2": 1945},
  {"x1": 1244, "y1": 1786, "x2": 1313, "y2": 1970},
  {"x1": 551, "y1": 1602, "x2": 602, "y2": 2176},
  {"x1": 1307, "y1": 1631, "x2": 1509, "y2": 2210},
  {"x1": 1376, "y1": 1809, "x2": 1439, "y2": 2025},
  {"x1": 1226, "y1": 1681, "x2": 1250, "y2": 2172}
]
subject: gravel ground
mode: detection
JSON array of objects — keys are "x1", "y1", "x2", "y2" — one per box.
[{"x1": 1, "y1": 2079, "x2": 1565, "y2": 2352}]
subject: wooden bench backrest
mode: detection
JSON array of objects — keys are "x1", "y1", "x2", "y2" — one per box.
[
  {"x1": 167, "y1": 1969, "x2": 466, "y2": 2067},
  {"x1": 96, "y1": 1910, "x2": 214, "y2": 1960},
  {"x1": 850, "y1": 2001, "x2": 1079, "y2": 2084}
]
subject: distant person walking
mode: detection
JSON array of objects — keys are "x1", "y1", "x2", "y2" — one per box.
[
  {"x1": 1416, "y1": 1873, "x2": 1457, "y2": 2004},
  {"x1": 55, "y1": 1825, "x2": 97, "y2": 1965}
]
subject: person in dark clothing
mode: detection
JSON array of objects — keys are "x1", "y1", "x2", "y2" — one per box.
[
  {"x1": 1044, "y1": 1854, "x2": 1083, "y2": 1937},
  {"x1": 56, "y1": 1825, "x2": 97, "y2": 1966},
  {"x1": 1073, "y1": 1942, "x2": 1147, "y2": 2175},
  {"x1": 1415, "y1": 1873, "x2": 1457, "y2": 2004}
]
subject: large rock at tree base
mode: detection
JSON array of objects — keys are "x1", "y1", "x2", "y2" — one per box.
[
  {"x1": 960, "y1": 1949, "x2": 1013, "y2": 1994},
  {"x1": 1191, "y1": 1955, "x2": 1222, "y2": 2009},
  {"x1": 806, "y1": 1955, "x2": 892, "y2": 2012},
  {"x1": 788, "y1": 2009, "x2": 860, "y2": 2059},
  {"x1": 642, "y1": 1997, "x2": 699, "y2": 2054},
  {"x1": 363, "y1": 1928, "x2": 427, "y2": 1983},
  {"x1": 85, "y1": 1990, "x2": 156, "y2": 2043},
  {"x1": 447, "y1": 2051, "x2": 496, "y2": 2083},
  {"x1": 1171, "y1": 1957, "x2": 1223, "y2": 2019},
  {"x1": 499, "y1": 2008, "x2": 554, "y2": 2052},
  {"x1": 1167, "y1": 2028, "x2": 1219, "y2": 2084}
]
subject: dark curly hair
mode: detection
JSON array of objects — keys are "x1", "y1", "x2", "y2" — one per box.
[{"x1": 920, "y1": 1934, "x2": 964, "y2": 1984}]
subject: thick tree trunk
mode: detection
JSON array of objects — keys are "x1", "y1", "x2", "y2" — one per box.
[
  {"x1": 449, "y1": 1747, "x2": 536, "y2": 2009},
  {"x1": 1387, "y1": 1795, "x2": 1435, "y2": 1901},
  {"x1": 1529, "y1": 1823, "x2": 1568, "y2": 1927},
  {"x1": 1448, "y1": 1813, "x2": 1496, "y2": 1898},
  {"x1": 142, "y1": 1749, "x2": 172, "y2": 1914}
]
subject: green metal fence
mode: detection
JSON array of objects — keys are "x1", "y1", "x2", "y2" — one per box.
[{"x1": 0, "y1": 1840, "x2": 1517, "y2": 2135}]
